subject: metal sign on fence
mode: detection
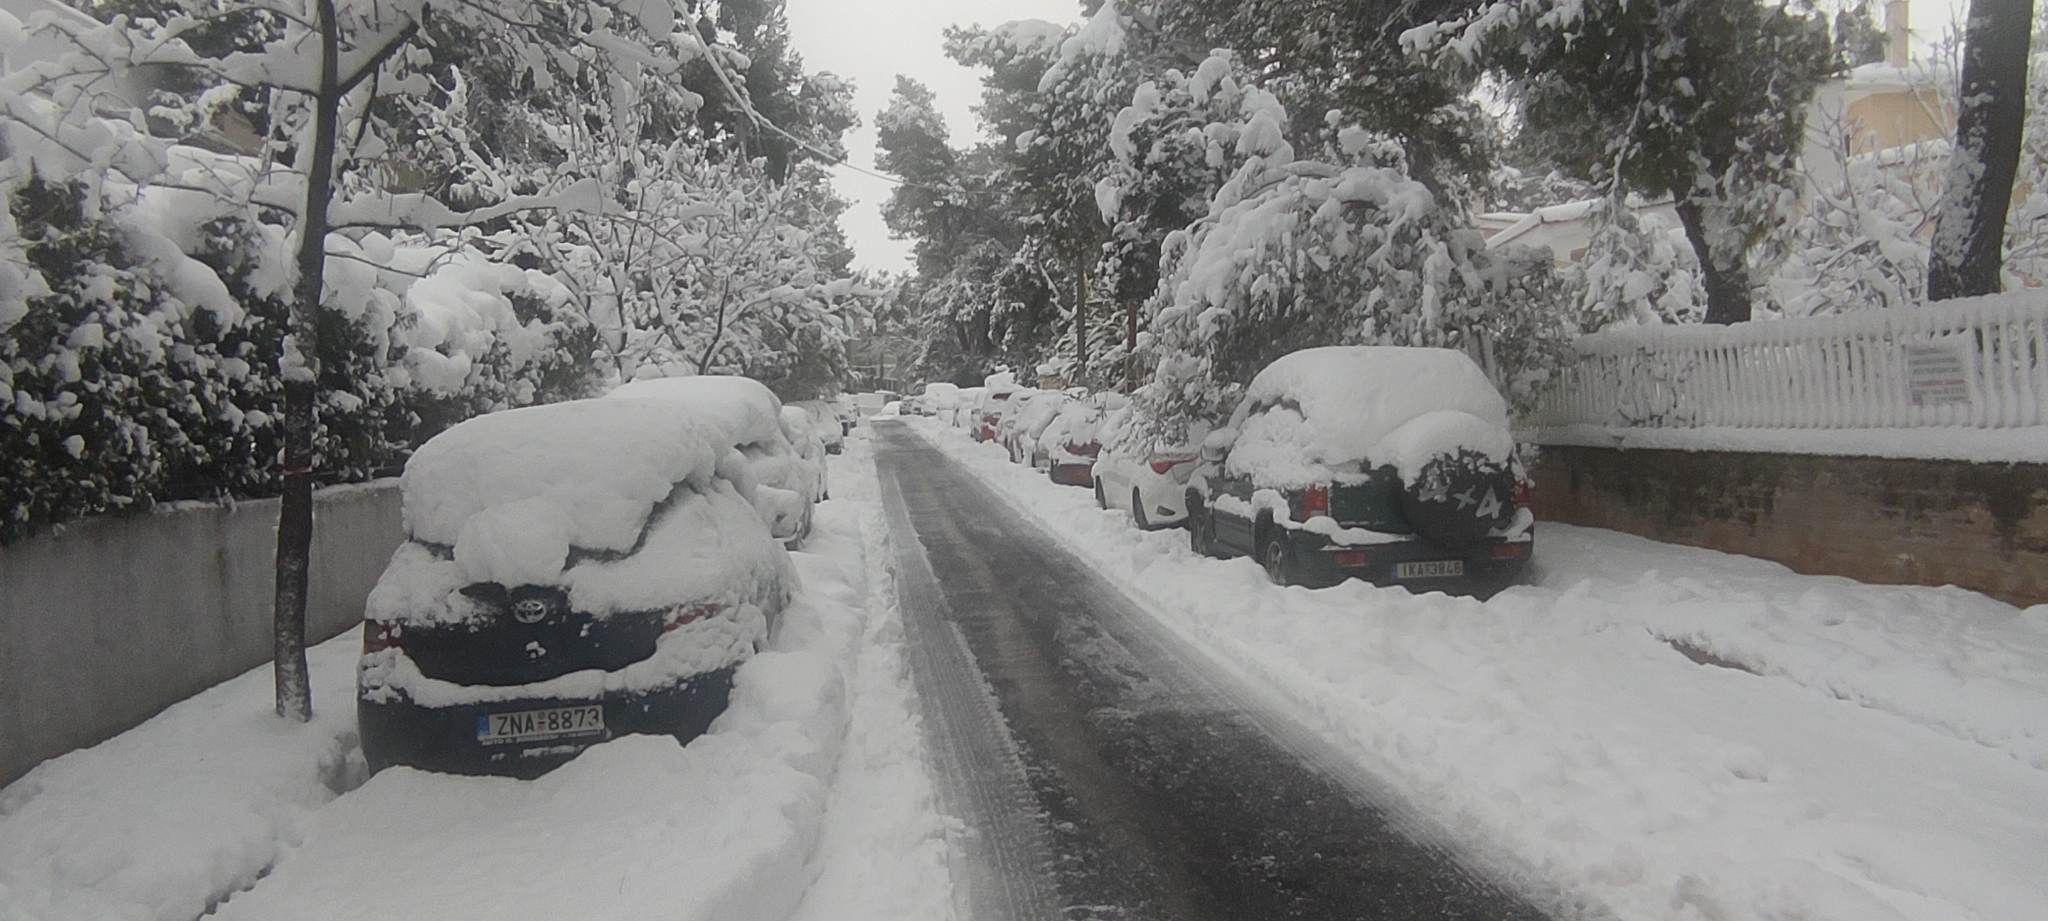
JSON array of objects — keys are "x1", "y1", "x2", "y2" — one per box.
[{"x1": 1903, "y1": 342, "x2": 1972, "y2": 407}]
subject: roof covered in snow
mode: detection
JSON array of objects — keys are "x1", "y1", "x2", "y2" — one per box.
[
  {"x1": 608, "y1": 375, "x2": 788, "y2": 450},
  {"x1": 1228, "y1": 346, "x2": 1508, "y2": 476},
  {"x1": 400, "y1": 399, "x2": 734, "y2": 575}
]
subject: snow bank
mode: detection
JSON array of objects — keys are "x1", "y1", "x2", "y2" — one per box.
[
  {"x1": 0, "y1": 636, "x2": 362, "y2": 921},
  {"x1": 207, "y1": 503, "x2": 876, "y2": 921},
  {"x1": 912, "y1": 417, "x2": 2048, "y2": 921}
]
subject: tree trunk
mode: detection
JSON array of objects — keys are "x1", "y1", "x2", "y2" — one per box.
[
  {"x1": 1124, "y1": 298, "x2": 1137, "y2": 391},
  {"x1": 1928, "y1": 0, "x2": 2034, "y2": 301},
  {"x1": 1673, "y1": 197, "x2": 1754, "y2": 324},
  {"x1": 275, "y1": 0, "x2": 344, "y2": 723},
  {"x1": 1073, "y1": 252, "x2": 1088, "y2": 382}
]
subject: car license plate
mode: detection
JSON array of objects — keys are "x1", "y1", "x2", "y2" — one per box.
[
  {"x1": 476, "y1": 705, "x2": 605, "y2": 745},
  {"x1": 1395, "y1": 560, "x2": 1465, "y2": 579}
]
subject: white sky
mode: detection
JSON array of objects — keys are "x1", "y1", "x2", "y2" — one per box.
[
  {"x1": 786, "y1": 0, "x2": 1969, "y2": 273},
  {"x1": 786, "y1": 0, "x2": 1082, "y2": 273}
]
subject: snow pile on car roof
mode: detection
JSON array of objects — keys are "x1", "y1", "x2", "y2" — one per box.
[
  {"x1": 610, "y1": 375, "x2": 788, "y2": 448},
  {"x1": 1229, "y1": 346, "x2": 1509, "y2": 482},
  {"x1": 400, "y1": 399, "x2": 730, "y2": 583}
]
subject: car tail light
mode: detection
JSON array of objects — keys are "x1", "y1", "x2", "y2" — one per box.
[
  {"x1": 1148, "y1": 455, "x2": 1194, "y2": 475},
  {"x1": 1490, "y1": 542, "x2": 1528, "y2": 560},
  {"x1": 1301, "y1": 483, "x2": 1331, "y2": 518},
  {"x1": 663, "y1": 603, "x2": 722, "y2": 633},
  {"x1": 1333, "y1": 548, "x2": 1371, "y2": 567},
  {"x1": 1512, "y1": 478, "x2": 1532, "y2": 506},
  {"x1": 362, "y1": 620, "x2": 401, "y2": 654}
]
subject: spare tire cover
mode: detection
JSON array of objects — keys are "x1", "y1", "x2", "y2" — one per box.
[{"x1": 1398, "y1": 448, "x2": 1516, "y2": 548}]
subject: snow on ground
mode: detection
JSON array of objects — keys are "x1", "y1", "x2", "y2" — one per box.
[
  {"x1": 907, "y1": 416, "x2": 2048, "y2": 921},
  {"x1": 789, "y1": 428, "x2": 955, "y2": 921},
  {"x1": 0, "y1": 433, "x2": 954, "y2": 921},
  {"x1": 0, "y1": 634, "x2": 363, "y2": 921}
]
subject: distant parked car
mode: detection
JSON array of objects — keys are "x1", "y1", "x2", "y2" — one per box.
[
  {"x1": 357, "y1": 398, "x2": 794, "y2": 778},
  {"x1": 924, "y1": 382, "x2": 962, "y2": 423},
  {"x1": 1184, "y1": 346, "x2": 1533, "y2": 594},
  {"x1": 1043, "y1": 392, "x2": 1126, "y2": 487},
  {"x1": 1002, "y1": 390, "x2": 1073, "y2": 466},
  {"x1": 1093, "y1": 405, "x2": 1206, "y2": 530},
  {"x1": 609, "y1": 375, "x2": 821, "y2": 547},
  {"x1": 780, "y1": 406, "x2": 832, "y2": 501},
  {"x1": 952, "y1": 386, "x2": 986, "y2": 431},
  {"x1": 793, "y1": 400, "x2": 845, "y2": 454},
  {"x1": 973, "y1": 376, "x2": 1021, "y2": 443}
]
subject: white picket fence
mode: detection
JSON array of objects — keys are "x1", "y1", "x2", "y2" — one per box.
[{"x1": 1529, "y1": 292, "x2": 2048, "y2": 431}]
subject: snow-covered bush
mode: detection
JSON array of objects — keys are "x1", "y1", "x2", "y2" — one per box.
[
  {"x1": 1573, "y1": 202, "x2": 1705, "y2": 328},
  {"x1": 1130, "y1": 116, "x2": 1569, "y2": 447}
]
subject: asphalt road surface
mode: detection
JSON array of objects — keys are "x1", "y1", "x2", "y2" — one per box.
[{"x1": 871, "y1": 421, "x2": 1558, "y2": 921}]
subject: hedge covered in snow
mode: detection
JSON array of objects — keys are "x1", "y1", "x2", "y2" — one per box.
[{"x1": 0, "y1": 175, "x2": 603, "y2": 544}]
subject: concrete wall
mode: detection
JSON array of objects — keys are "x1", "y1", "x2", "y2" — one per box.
[
  {"x1": 1531, "y1": 446, "x2": 2048, "y2": 607},
  {"x1": 0, "y1": 483, "x2": 403, "y2": 786}
]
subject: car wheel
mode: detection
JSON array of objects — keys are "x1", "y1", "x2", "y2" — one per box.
[
  {"x1": 1094, "y1": 478, "x2": 1108, "y2": 509},
  {"x1": 1261, "y1": 532, "x2": 1295, "y2": 586},
  {"x1": 1187, "y1": 499, "x2": 1217, "y2": 557},
  {"x1": 1131, "y1": 489, "x2": 1151, "y2": 530}
]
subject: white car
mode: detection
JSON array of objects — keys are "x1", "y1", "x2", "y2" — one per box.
[
  {"x1": 793, "y1": 400, "x2": 845, "y2": 454},
  {"x1": 608, "y1": 375, "x2": 821, "y2": 547},
  {"x1": 779, "y1": 405, "x2": 831, "y2": 501},
  {"x1": 1002, "y1": 390, "x2": 1073, "y2": 466},
  {"x1": 951, "y1": 386, "x2": 986, "y2": 430},
  {"x1": 1091, "y1": 404, "x2": 1208, "y2": 530}
]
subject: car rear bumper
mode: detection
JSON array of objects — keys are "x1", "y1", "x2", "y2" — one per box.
[
  {"x1": 358, "y1": 666, "x2": 737, "y2": 778},
  {"x1": 1049, "y1": 461, "x2": 1094, "y2": 486},
  {"x1": 1288, "y1": 531, "x2": 1533, "y2": 595}
]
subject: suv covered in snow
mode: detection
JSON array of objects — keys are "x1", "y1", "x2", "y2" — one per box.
[
  {"x1": 609, "y1": 375, "x2": 822, "y2": 547},
  {"x1": 1184, "y1": 346, "x2": 1533, "y2": 594},
  {"x1": 357, "y1": 399, "x2": 794, "y2": 777}
]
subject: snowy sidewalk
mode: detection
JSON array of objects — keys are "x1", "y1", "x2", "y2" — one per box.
[
  {"x1": 907, "y1": 417, "x2": 2048, "y2": 921},
  {"x1": 0, "y1": 435, "x2": 954, "y2": 921}
]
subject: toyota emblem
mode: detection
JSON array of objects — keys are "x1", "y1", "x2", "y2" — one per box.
[{"x1": 511, "y1": 598, "x2": 552, "y2": 624}]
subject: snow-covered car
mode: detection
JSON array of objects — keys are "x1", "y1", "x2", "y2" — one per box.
[
  {"x1": 608, "y1": 375, "x2": 821, "y2": 547},
  {"x1": 1043, "y1": 392, "x2": 1127, "y2": 487},
  {"x1": 831, "y1": 396, "x2": 856, "y2": 434},
  {"x1": 973, "y1": 374, "x2": 1022, "y2": 442},
  {"x1": 1184, "y1": 346, "x2": 1534, "y2": 593},
  {"x1": 1092, "y1": 405, "x2": 1206, "y2": 529},
  {"x1": 793, "y1": 399, "x2": 845, "y2": 454},
  {"x1": 952, "y1": 386, "x2": 986, "y2": 431},
  {"x1": 357, "y1": 398, "x2": 794, "y2": 778},
  {"x1": 1001, "y1": 390, "x2": 1073, "y2": 466},
  {"x1": 780, "y1": 405, "x2": 831, "y2": 500},
  {"x1": 923, "y1": 382, "x2": 963, "y2": 424}
]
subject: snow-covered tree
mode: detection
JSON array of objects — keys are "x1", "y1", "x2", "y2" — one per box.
[
  {"x1": 1407, "y1": 0, "x2": 1837, "y2": 324},
  {"x1": 1573, "y1": 202, "x2": 1705, "y2": 328},
  {"x1": 1, "y1": 0, "x2": 719, "y2": 720},
  {"x1": 1132, "y1": 108, "x2": 1569, "y2": 446}
]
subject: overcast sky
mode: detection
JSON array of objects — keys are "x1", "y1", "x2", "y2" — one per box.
[
  {"x1": 785, "y1": 0, "x2": 1970, "y2": 273},
  {"x1": 785, "y1": 0, "x2": 1083, "y2": 273}
]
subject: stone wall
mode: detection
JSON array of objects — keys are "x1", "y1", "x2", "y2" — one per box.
[
  {"x1": 1530, "y1": 445, "x2": 2048, "y2": 607},
  {"x1": 0, "y1": 483, "x2": 403, "y2": 786}
]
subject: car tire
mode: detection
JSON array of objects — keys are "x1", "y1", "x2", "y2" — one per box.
[
  {"x1": 1094, "y1": 478, "x2": 1108, "y2": 509},
  {"x1": 1260, "y1": 532, "x2": 1295, "y2": 586},
  {"x1": 1187, "y1": 498, "x2": 1217, "y2": 557},
  {"x1": 1131, "y1": 489, "x2": 1151, "y2": 530}
]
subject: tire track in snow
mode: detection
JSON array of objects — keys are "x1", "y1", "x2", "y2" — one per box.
[{"x1": 873, "y1": 434, "x2": 1063, "y2": 921}]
